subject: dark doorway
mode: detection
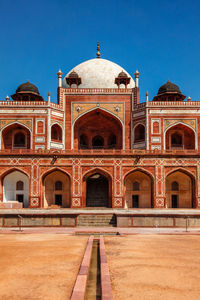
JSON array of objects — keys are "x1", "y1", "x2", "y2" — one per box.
[
  {"x1": 92, "y1": 136, "x2": 104, "y2": 149},
  {"x1": 132, "y1": 195, "x2": 139, "y2": 208},
  {"x1": 171, "y1": 132, "x2": 183, "y2": 148},
  {"x1": 14, "y1": 132, "x2": 26, "y2": 148},
  {"x1": 55, "y1": 194, "x2": 62, "y2": 206},
  {"x1": 172, "y1": 195, "x2": 178, "y2": 208},
  {"x1": 16, "y1": 194, "x2": 24, "y2": 207},
  {"x1": 86, "y1": 173, "x2": 109, "y2": 207}
]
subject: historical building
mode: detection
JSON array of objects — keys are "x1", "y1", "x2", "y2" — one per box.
[{"x1": 0, "y1": 44, "x2": 200, "y2": 210}]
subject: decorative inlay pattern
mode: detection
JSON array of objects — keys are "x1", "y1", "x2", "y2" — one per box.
[
  {"x1": 164, "y1": 119, "x2": 196, "y2": 131},
  {"x1": 0, "y1": 119, "x2": 32, "y2": 130},
  {"x1": 72, "y1": 102, "x2": 124, "y2": 123}
]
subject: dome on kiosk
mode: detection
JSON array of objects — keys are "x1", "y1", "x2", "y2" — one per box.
[
  {"x1": 16, "y1": 81, "x2": 40, "y2": 95},
  {"x1": 63, "y1": 58, "x2": 135, "y2": 89},
  {"x1": 157, "y1": 80, "x2": 181, "y2": 95}
]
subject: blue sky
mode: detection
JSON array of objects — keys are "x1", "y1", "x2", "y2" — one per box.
[{"x1": 0, "y1": 0, "x2": 200, "y2": 102}]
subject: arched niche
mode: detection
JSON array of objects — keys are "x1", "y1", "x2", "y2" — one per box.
[
  {"x1": 108, "y1": 134, "x2": 117, "y2": 148},
  {"x1": 166, "y1": 170, "x2": 195, "y2": 208},
  {"x1": 74, "y1": 109, "x2": 122, "y2": 150},
  {"x1": 124, "y1": 170, "x2": 153, "y2": 208},
  {"x1": 1, "y1": 123, "x2": 31, "y2": 149},
  {"x1": 3, "y1": 170, "x2": 29, "y2": 207},
  {"x1": 80, "y1": 134, "x2": 89, "y2": 149},
  {"x1": 51, "y1": 124, "x2": 62, "y2": 142},
  {"x1": 42, "y1": 170, "x2": 70, "y2": 208},
  {"x1": 165, "y1": 124, "x2": 195, "y2": 150},
  {"x1": 134, "y1": 124, "x2": 145, "y2": 143},
  {"x1": 92, "y1": 135, "x2": 104, "y2": 149}
]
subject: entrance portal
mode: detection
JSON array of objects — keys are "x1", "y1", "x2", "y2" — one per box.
[
  {"x1": 172, "y1": 195, "x2": 178, "y2": 208},
  {"x1": 86, "y1": 173, "x2": 109, "y2": 207}
]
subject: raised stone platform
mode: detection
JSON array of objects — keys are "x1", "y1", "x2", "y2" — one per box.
[
  {"x1": 0, "y1": 202, "x2": 23, "y2": 209},
  {"x1": 0, "y1": 208, "x2": 200, "y2": 228}
]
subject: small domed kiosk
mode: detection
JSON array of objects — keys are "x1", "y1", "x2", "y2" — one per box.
[
  {"x1": 153, "y1": 80, "x2": 186, "y2": 101},
  {"x1": 11, "y1": 81, "x2": 43, "y2": 101}
]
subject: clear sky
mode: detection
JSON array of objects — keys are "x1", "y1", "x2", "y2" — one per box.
[{"x1": 0, "y1": 0, "x2": 200, "y2": 102}]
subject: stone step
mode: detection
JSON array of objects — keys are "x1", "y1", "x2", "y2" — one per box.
[{"x1": 77, "y1": 214, "x2": 116, "y2": 227}]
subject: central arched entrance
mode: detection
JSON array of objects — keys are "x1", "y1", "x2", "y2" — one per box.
[{"x1": 85, "y1": 172, "x2": 110, "y2": 207}]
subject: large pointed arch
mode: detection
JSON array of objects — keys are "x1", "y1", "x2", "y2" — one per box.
[
  {"x1": 164, "y1": 122, "x2": 197, "y2": 150},
  {"x1": 41, "y1": 168, "x2": 71, "y2": 208},
  {"x1": 1, "y1": 122, "x2": 32, "y2": 150},
  {"x1": 124, "y1": 168, "x2": 154, "y2": 208},
  {"x1": 82, "y1": 168, "x2": 112, "y2": 208},
  {"x1": 165, "y1": 168, "x2": 196, "y2": 208},
  {"x1": 2, "y1": 169, "x2": 30, "y2": 208},
  {"x1": 73, "y1": 108, "x2": 124, "y2": 150}
]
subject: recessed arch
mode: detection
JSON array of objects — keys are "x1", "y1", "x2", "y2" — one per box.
[
  {"x1": 83, "y1": 168, "x2": 112, "y2": 208},
  {"x1": 42, "y1": 168, "x2": 71, "y2": 208},
  {"x1": 124, "y1": 169, "x2": 154, "y2": 208},
  {"x1": 133, "y1": 123, "x2": 145, "y2": 143},
  {"x1": 166, "y1": 169, "x2": 195, "y2": 208},
  {"x1": 164, "y1": 122, "x2": 196, "y2": 150},
  {"x1": 1, "y1": 122, "x2": 32, "y2": 150},
  {"x1": 3, "y1": 170, "x2": 29, "y2": 208},
  {"x1": 51, "y1": 124, "x2": 62, "y2": 142},
  {"x1": 73, "y1": 108, "x2": 123, "y2": 150}
]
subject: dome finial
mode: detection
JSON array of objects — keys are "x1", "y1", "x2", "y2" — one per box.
[{"x1": 96, "y1": 42, "x2": 101, "y2": 58}]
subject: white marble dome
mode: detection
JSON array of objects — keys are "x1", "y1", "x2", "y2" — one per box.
[{"x1": 62, "y1": 58, "x2": 135, "y2": 88}]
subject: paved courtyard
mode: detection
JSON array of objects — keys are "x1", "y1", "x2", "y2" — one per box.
[
  {"x1": 0, "y1": 234, "x2": 87, "y2": 300},
  {"x1": 105, "y1": 235, "x2": 200, "y2": 300}
]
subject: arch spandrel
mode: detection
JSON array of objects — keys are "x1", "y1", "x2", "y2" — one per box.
[
  {"x1": 164, "y1": 119, "x2": 196, "y2": 131},
  {"x1": 0, "y1": 119, "x2": 32, "y2": 131},
  {"x1": 72, "y1": 103, "x2": 124, "y2": 124}
]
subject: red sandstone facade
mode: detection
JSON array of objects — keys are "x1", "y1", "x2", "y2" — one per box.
[{"x1": 0, "y1": 55, "x2": 199, "y2": 210}]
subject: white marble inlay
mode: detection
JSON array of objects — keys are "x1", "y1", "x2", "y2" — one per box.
[
  {"x1": 149, "y1": 109, "x2": 200, "y2": 114},
  {"x1": 51, "y1": 111, "x2": 63, "y2": 117},
  {"x1": 151, "y1": 145, "x2": 161, "y2": 150},
  {"x1": 35, "y1": 137, "x2": 45, "y2": 143},
  {"x1": 133, "y1": 111, "x2": 145, "y2": 117},
  {"x1": 133, "y1": 142, "x2": 146, "y2": 148},
  {"x1": 151, "y1": 137, "x2": 161, "y2": 143},
  {"x1": 50, "y1": 142, "x2": 64, "y2": 149},
  {"x1": 35, "y1": 145, "x2": 45, "y2": 150}
]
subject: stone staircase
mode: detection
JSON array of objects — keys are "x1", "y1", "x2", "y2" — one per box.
[{"x1": 77, "y1": 214, "x2": 116, "y2": 227}]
